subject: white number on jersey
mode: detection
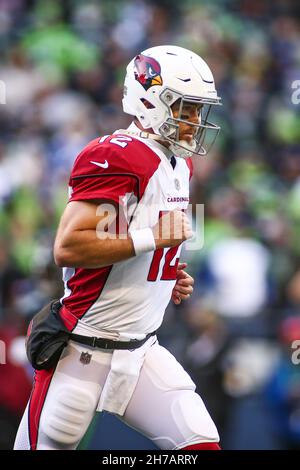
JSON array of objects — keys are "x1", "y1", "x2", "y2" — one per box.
[{"x1": 99, "y1": 135, "x2": 133, "y2": 148}]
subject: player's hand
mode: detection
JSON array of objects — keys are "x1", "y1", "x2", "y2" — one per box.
[
  {"x1": 152, "y1": 211, "x2": 193, "y2": 249},
  {"x1": 172, "y1": 262, "x2": 194, "y2": 305}
]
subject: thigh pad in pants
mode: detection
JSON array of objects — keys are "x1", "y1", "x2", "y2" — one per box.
[{"x1": 39, "y1": 375, "x2": 98, "y2": 445}]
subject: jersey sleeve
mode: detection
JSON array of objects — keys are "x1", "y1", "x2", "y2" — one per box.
[{"x1": 68, "y1": 138, "x2": 138, "y2": 205}]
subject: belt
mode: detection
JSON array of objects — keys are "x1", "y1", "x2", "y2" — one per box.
[{"x1": 69, "y1": 330, "x2": 156, "y2": 350}]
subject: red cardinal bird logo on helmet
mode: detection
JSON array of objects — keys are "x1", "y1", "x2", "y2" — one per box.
[{"x1": 134, "y1": 54, "x2": 163, "y2": 90}]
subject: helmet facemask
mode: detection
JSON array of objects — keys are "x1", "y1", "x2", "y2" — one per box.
[{"x1": 157, "y1": 88, "x2": 221, "y2": 159}]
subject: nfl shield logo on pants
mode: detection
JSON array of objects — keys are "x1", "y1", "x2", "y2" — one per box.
[{"x1": 80, "y1": 351, "x2": 92, "y2": 365}]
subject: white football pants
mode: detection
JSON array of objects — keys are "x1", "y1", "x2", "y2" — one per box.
[{"x1": 14, "y1": 339, "x2": 219, "y2": 450}]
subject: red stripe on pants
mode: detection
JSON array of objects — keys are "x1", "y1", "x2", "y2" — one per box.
[
  {"x1": 182, "y1": 442, "x2": 221, "y2": 450},
  {"x1": 28, "y1": 367, "x2": 56, "y2": 450}
]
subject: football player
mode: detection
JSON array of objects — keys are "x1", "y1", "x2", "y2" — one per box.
[{"x1": 14, "y1": 45, "x2": 222, "y2": 450}]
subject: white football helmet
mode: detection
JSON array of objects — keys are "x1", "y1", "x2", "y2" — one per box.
[{"x1": 122, "y1": 45, "x2": 221, "y2": 159}]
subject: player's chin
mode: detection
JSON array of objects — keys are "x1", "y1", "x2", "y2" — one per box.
[{"x1": 181, "y1": 133, "x2": 194, "y2": 144}]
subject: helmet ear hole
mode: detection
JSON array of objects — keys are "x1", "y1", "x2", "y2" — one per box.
[{"x1": 140, "y1": 98, "x2": 155, "y2": 109}]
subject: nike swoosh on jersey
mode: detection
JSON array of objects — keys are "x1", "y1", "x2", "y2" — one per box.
[{"x1": 90, "y1": 160, "x2": 109, "y2": 169}]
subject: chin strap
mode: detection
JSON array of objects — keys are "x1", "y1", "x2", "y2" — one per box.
[
  {"x1": 114, "y1": 128, "x2": 195, "y2": 159},
  {"x1": 114, "y1": 128, "x2": 164, "y2": 142}
]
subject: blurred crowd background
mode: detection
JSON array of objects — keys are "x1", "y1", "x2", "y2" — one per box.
[{"x1": 0, "y1": 0, "x2": 300, "y2": 450}]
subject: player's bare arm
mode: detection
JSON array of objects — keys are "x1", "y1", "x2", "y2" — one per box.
[
  {"x1": 54, "y1": 200, "x2": 193, "y2": 268},
  {"x1": 54, "y1": 200, "x2": 135, "y2": 268}
]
